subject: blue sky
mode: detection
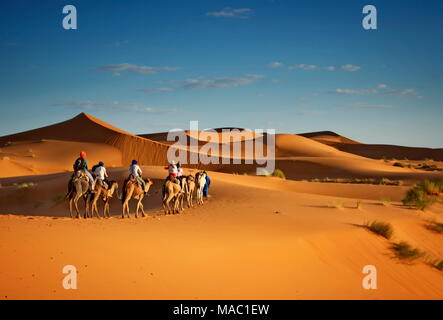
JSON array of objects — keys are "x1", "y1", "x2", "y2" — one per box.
[{"x1": 1, "y1": 0, "x2": 442, "y2": 147}]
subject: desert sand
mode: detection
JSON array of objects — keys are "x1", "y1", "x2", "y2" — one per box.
[{"x1": 0, "y1": 113, "x2": 442, "y2": 299}]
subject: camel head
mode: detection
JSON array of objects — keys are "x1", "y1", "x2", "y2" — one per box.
[
  {"x1": 108, "y1": 181, "x2": 118, "y2": 196},
  {"x1": 144, "y1": 178, "x2": 154, "y2": 192}
]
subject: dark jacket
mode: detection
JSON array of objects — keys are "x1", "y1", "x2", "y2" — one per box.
[{"x1": 73, "y1": 157, "x2": 88, "y2": 171}]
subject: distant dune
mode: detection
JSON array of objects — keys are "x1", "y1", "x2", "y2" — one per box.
[
  {"x1": 1, "y1": 113, "x2": 443, "y2": 181},
  {"x1": 300, "y1": 131, "x2": 443, "y2": 161}
]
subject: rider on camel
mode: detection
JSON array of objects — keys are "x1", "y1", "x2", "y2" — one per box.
[
  {"x1": 129, "y1": 160, "x2": 147, "y2": 194},
  {"x1": 73, "y1": 151, "x2": 95, "y2": 192}
]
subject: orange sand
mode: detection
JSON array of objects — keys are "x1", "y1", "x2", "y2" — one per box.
[{"x1": 0, "y1": 114, "x2": 442, "y2": 299}]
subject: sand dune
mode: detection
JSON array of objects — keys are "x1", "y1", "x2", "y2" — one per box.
[
  {"x1": 300, "y1": 131, "x2": 443, "y2": 161},
  {"x1": 2, "y1": 113, "x2": 443, "y2": 183},
  {"x1": 0, "y1": 166, "x2": 442, "y2": 299},
  {"x1": 0, "y1": 113, "x2": 171, "y2": 169},
  {"x1": 1, "y1": 114, "x2": 442, "y2": 300},
  {"x1": 299, "y1": 130, "x2": 361, "y2": 145},
  {"x1": 0, "y1": 139, "x2": 122, "y2": 178}
]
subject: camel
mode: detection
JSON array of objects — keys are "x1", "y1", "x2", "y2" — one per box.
[
  {"x1": 121, "y1": 177, "x2": 153, "y2": 218},
  {"x1": 185, "y1": 175, "x2": 195, "y2": 208},
  {"x1": 163, "y1": 178, "x2": 185, "y2": 215},
  {"x1": 195, "y1": 171, "x2": 207, "y2": 205},
  {"x1": 89, "y1": 180, "x2": 119, "y2": 218},
  {"x1": 67, "y1": 171, "x2": 91, "y2": 219}
]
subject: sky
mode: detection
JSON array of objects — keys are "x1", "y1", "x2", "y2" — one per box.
[{"x1": 0, "y1": 0, "x2": 442, "y2": 147}]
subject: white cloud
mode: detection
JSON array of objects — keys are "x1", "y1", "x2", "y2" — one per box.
[
  {"x1": 139, "y1": 87, "x2": 174, "y2": 93},
  {"x1": 340, "y1": 64, "x2": 361, "y2": 72},
  {"x1": 324, "y1": 66, "x2": 336, "y2": 71},
  {"x1": 93, "y1": 63, "x2": 180, "y2": 76},
  {"x1": 206, "y1": 7, "x2": 252, "y2": 19},
  {"x1": 175, "y1": 74, "x2": 264, "y2": 90},
  {"x1": 330, "y1": 88, "x2": 377, "y2": 95},
  {"x1": 330, "y1": 84, "x2": 421, "y2": 98},
  {"x1": 269, "y1": 62, "x2": 284, "y2": 68},
  {"x1": 339, "y1": 102, "x2": 392, "y2": 109},
  {"x1": 288, "y1": 64, "x2": 318, "y2": 71},
  {"x1": 384, "y1": 88, "x2": 419, "y2": 96},
  {"x1": 285, "y1": 63, "x2": 361, "y2": 72}
]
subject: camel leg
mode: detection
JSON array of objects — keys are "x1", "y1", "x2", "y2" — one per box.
[
  {"x1": 141, "y1": 203, "x2": 146, "y2": 217},
  {"x1": 84, "y1": 195, "x2": 90, "y2": 219},
  {"x1": 179, "y1": 194, "x2": 184, "y2": 212},
  {"x1": 93, "y1": 201, "x2": 100, "y2": 218},
  {"x1": 187, "y1": 192, "x2": 192, "y2": 208},
  {"x1": 104, "y1": 201, "x2": 110, "y2": 218},
  {"x1": 165, "y1": 193, "x2": 175, "y2": 215},
  {"x1": 135, "y1": 201, "x2": 139, "y2": 218},
  {"x1": 122, "y1": 201, "x2": 129, "y2": 218},
  {"x1": 93, "y1": 192, "x2": 102, "y2": 218},
  {"x1": 74, "y1": 195, "x2": 81, "y2": 219},
  {"x1": 173, "y1": 196, "x2": 179, "y2": 214},
  {"x1": 69, "y1": 198, "x2": 74, "y2": 218},
  {"x1": 200, "y1": 189, "x2": 205, "y2": 205},
  {"x1": 163, "y1": 199, "x2": 169, "y2": 215}
]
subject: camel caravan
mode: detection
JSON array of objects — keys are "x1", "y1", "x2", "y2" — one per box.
[{"x1": 66, "y1": 152, "x2": 211, "y2": 219}]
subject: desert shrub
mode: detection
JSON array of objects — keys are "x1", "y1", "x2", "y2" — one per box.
[
  {"x1": 421, "y1": 180, "x2": 440, "y2": 195},
  {"x1": 356, "y1": 200, "x2": 362, "y2": 209},
  {"x1": 432, "y1": 260, "x2": 443, "y2": 271},
  {"x1": 52, "y1": 194, "x2": 65, "y2": 205},
  {"x1": 391, "y1": 241, "x2": 424, "y2": 261},
  {"x1": 393, "y1": 162, "x2": 405, "y2": 168},
  {"x1": 418, "y1": 163, "x2": 438, "y2": 171},
  {"x1": 366, "y1": 221, "x2": 393, "y2": 239},
  {"x1": 17, "y1": 182, "x2": 38, "y2": 189},
  {"x1": 426, "y1": 221, "x2": 443, "y2": 234},
  {"x1": 379, "y1": 178, "x2": 402, "y2": 186},
  {"x1": 1, "y1": 156, "x2": 10, "y2": 160},
  {"x1": 329, "y1": 200, "x2": 343, "y2": 209},
  {"x1": 334, "y1": 200, "x2": 343, "y2": 209},
  {"x1": 380, "y1": 197, "x2": 391, "y2": 206},
  {"x1": 271, "y1": 169, "x2": 286, "y2": 179},
  {"x1": 435, "y1": 180, "x2": 443, "y2": 193},
  {"x1": 402, "y1": 184, "x2": 438, "y2": 211}
]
